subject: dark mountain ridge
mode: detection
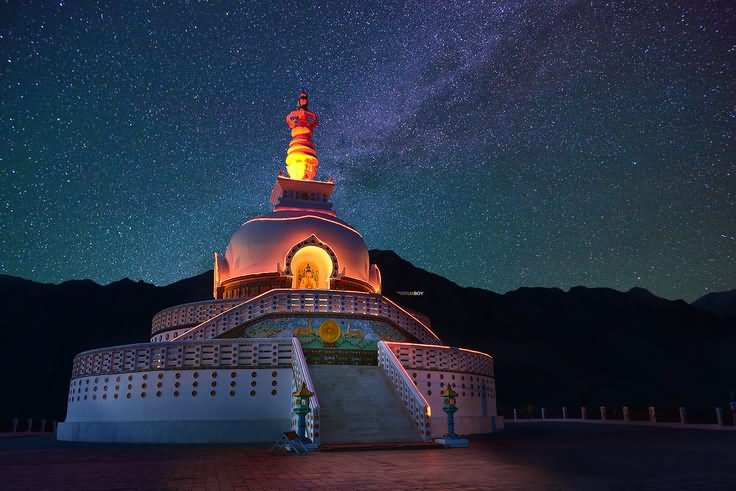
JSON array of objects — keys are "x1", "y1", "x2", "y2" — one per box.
[
  {"x1": 0, "y1": 253, "x2": 733, "y2": 424},
  {"x1": 370, "y1": 250, "x2": 734, "y2": 410},
  {"x1": 692, "y1": 289, "x2": 736, "y2": 319}
]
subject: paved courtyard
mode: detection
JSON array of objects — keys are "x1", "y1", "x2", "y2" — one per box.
[{"x1": 1, "y1": 422, "x2": 734, "y2": 491}]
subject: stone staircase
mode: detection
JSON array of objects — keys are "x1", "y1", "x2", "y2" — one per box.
[{"x1": 309, "y1": 365, "x2": 422, "y2": 444}]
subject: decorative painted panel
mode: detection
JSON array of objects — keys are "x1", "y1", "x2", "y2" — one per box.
[{"x1": 242, "y1": 317, "x2": 410, "y2": 351}]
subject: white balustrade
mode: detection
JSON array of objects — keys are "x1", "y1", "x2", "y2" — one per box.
[
  {"x1": 290, "y1": 338, "x2": 320, "y2": 446},
  {"x1": 377, "y1": 341, "x2": 432, "y2": 441},
  {"x1": 71, "y1": 338, "x2": 294, "y2": 379},
  {"x1": 151, "y1": 298, "x2": 245, "y2": 334},
  {"x1": 171, "y1": 289, "x2": 441, "y2": 345},
  {"x1": 384, "y1": 342, "x2": 494, "y2": 377}
]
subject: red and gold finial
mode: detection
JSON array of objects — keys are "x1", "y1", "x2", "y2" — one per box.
[{"x1": 285, "y1": 90, "x2": 319, "y2": 180}]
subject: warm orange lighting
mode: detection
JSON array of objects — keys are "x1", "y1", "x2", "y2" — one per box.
[
  {"x1": 285, "y1": 90, "x2": 319, "y2": 180},
  {"x1": 290, "y1": 245, "x2": 333, "y2": 289},
  {"x1": 384, "y1": 341, "x2": 493, "y2": 360},
  {"x1": 458, "y1": 347, "x2": 495, "y2": 360},
  {"x1": 244, "y1": 215, "x2": 364, "y2": 238}
]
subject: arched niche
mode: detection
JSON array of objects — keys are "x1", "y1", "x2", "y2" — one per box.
[{"x1": 290, "y1": 245, "x2": 333, "y2": 289}]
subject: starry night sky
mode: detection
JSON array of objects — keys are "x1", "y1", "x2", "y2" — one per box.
[{"x1": 1, "y1": 1, "x2": 734, "y2": 301}]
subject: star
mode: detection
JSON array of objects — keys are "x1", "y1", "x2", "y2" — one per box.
[{"x1": 0, "y1": 0, "x2": 734, "y2": 301}]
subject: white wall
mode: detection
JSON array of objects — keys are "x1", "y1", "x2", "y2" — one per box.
[
  {"x1": 59, "y1": 368, "x2": 294, "y2": 443},
  {"x1": 408, "y1": 369, "x2": 498, "y2": 437},
  {"x1": 64, "y1": 368, "x2": 292, "y2": 422}
]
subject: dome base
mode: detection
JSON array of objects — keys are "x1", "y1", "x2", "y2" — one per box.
[{"x1": 219, "y1": 273, "x2": 292, "y2": 299}]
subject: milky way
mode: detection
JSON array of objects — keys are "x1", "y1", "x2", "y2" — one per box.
[{"x1": 1, "y1": 1, "x2": 734, "y2": 301}]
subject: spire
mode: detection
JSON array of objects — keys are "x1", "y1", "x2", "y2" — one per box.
[{"x1": 285, "y1": 90, "x2": 319, "y2": 180}]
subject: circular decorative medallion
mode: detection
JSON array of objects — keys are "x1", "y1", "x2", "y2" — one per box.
[{"x1": 318, "y1": 320, "x2": 341, "y2": 344}]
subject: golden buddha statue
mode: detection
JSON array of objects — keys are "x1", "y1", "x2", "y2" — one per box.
[{"x1": 298, "y1": 263, "x2": 318, "y2": 289}]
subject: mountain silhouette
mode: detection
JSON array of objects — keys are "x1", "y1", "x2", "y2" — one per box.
[
  {"x1": 1, "y1": 251, "x2": 733, "y2": 427},
  {"x1": 370, "y1": 250, "x2": 735, "y2": 413},
  {"x1": 692, "y1": 289, "x2": 736, "y2": 319}
]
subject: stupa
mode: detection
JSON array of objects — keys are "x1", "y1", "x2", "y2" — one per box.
[{"x1": 57, "y1": 92, "x2": 500, "y2": 444}]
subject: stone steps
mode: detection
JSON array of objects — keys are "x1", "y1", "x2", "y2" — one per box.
[{"x1": 310, "y1": 365, "x2": 422, "y2": 444}]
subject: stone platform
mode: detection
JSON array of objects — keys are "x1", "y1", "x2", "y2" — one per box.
[{"x1": 1, "y1": 423, "x2": 735, "y2": 490}]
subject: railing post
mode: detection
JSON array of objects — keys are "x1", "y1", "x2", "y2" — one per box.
[
  {"x1": 648, "y1": 406, "x2": 656, "y2": 423},
  {"x1": 715, "y1": 407, "x2": 724, "y2": 426},
  {"x1": 562, "y1": 406, "x2": 567, "y2": 419},
  {"x1": 600, "y1": 406, "x2": 606, "y2": 420},
  {"x1": 580, "y1": 406, "x2": 586, "y2": 420},
  {"x1": 679, "y1": 406, "x2": 687, "y2": 424},
  {"x1": 513, "y1": 408, "x2": 518, "y2": 421},
  {"x1": 623, "y1": 406, "x2": 630, "y2": 422},
  {"x1": 26, "y1": 417, "x2": 33, "y2": 432},
  {"x1": 40, "y1": 419, "x2": 47, "y2": 433},
  {"x1": 541, "y1": 407, "x2": 546, "y2": 420},
  {"x1": 11, "y1": 417, "x2": 18, "y2": 432}
]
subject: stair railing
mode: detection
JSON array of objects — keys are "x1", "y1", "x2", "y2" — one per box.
[
  {"x1": 291, "y1": 337, "x2": 320, "y2": 447},
  {"x1": 377, "y1": 341, "x2": 432, "y2": 441}
]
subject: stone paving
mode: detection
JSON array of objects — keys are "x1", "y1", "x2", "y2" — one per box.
[{"x1": 1, "y1": 422, "x2": 735, "y2": 491}]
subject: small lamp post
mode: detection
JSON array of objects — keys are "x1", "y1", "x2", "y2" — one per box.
[
  {"x1": 292, "y1": 383, "x2": 314, "y2": 442},
  {"x1": 442, "y1": 385, "x2": 459, "y2": 437},
  {"x1": 434, "y1": 385, "x2": 469, "y2": 447}
]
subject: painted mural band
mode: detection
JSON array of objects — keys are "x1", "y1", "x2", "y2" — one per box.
[{"x1": 242, "y1": 316, "x2": 411, "y2": 350}]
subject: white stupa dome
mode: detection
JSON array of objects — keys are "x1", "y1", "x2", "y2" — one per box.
[
  {"x1": 222, "y1": 209, "x2": 370, "y2": 283},
  {"x1": 213, "y1": 176, "x2": 381, "y2": 297}
]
